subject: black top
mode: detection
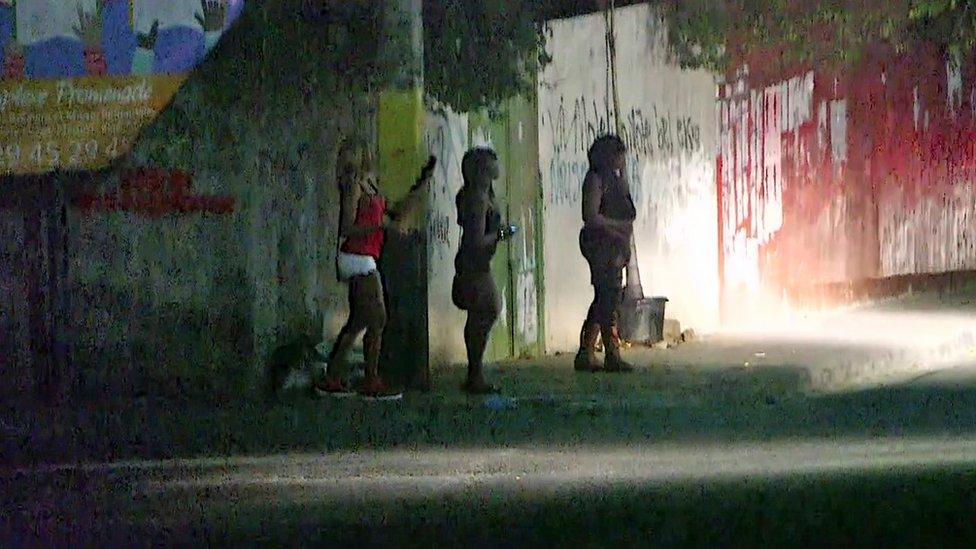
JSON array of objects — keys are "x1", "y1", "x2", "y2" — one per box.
[
  {"x1": 580, "y1": 169, "x2": 636, "y2": 269},
  {"x1": 455, "y1": 185, "x2": 501, "y2": 274},
  {"x1": 582, "y1": 170, "x2": 635, "y2": 237},
  {"x1": 595, "y1": 170, "x2": 636, "y2": 223}
]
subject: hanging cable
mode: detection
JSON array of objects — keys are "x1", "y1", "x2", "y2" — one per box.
[
  {"x1": 603, "y1": 2, "x2": 614, "y2": 128},
  {"x1": 608, "y1": 0, "x2": 623, "y2": 135},
  {"x1": 604, "y1": 0, "x2": 645, "y2": 302}
]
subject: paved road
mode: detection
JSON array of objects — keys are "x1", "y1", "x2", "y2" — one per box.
[{"x1": 7, "y1": 412, "x2": 976, "y2": 544}]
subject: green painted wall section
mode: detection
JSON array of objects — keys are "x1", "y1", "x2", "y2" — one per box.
[
  {"x1": 464, "y1": 98, "x2": 544, "y2": 364},
  {"x1": 378, "y1": 89, "x2": 427, "y2": 201},
  {"x1": 503, "y1": 95, "x2": 545, "y2": 359},
  {"x1": 377, "y1": 88, "x2": 430, "y2": 387}
]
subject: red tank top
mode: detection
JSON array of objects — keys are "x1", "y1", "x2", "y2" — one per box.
[{"x1": 340, "y1": 193, "x2": 386, "y2": 259}]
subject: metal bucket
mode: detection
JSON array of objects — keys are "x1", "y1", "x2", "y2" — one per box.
[{"x1": 619, "y1": 296, "x2": 669, "y2": 344}]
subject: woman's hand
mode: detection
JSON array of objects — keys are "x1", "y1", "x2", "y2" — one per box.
[
  {"x1": 497, "y1": 224, "x2": 518, "y2": 241},
  {"x1": 582, "y1": 172, "x2": 636, "y2": 235},
  {"x1": 610, "y1": 225, "x2": 632, "y2": 241},
  {"x1": 382, "y1": 214, "x2": 409, "y2": 235},
  {"x1": 387, "y1": 177, "x2": 430, "y2": 232}
]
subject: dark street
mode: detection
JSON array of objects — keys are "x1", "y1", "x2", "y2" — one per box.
[
  {"x1": 7, "y1": 356, "x2": 976, "y2": 545},
  {"x1": 7, "y1": 0, "x2": 976, "y2": 545}
]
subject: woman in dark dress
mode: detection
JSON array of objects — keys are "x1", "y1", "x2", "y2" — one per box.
[
  {"x1": 452, "y1": 148, "x2": 516, "y2": 394},
  {"x1": 575, "y1": 135, "x2": 636, "y2": 373}
]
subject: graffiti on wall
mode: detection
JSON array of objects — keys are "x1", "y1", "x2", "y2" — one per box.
[
  {"x1": 541, "y1": 93, "x2": 704, "y2": 207},
  {"x1": 514, "y1": 208, "x2": 538, "y2": 345},
  {"x1": 73, "y1": 169, "x2": 236, "y2": 217},
  {"x1": 424, "y1": 107, "x2": 466, "y2": 266},
  {"x1": 719, "y1": 47, "x2": 976, "y2": 310},
  {"x1": 423, "y1": 106, "x2": 469, "y2": 364}
]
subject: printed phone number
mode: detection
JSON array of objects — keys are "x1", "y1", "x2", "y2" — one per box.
[{"x1": 0, "y1": 139, "x2": 122, "y2": 169}]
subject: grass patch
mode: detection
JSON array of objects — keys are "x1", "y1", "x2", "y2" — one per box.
[{"x1": 8, "y1": 352, "x2": 976, "y2": 468}]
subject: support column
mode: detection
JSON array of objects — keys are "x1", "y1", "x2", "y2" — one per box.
[{"x1": 376, "y1": 0, "x2": 429, "y2": 389}]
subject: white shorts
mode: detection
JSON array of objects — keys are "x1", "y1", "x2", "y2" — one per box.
[{"x1": 337, "y1": 252, "x2": 378, "y2": 281}]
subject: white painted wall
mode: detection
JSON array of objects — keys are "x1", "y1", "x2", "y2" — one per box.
[
  {"x1": 879, "y1": 183, "x2": 976, "y2": 277},
  {"x1": 538, "y1": 4, "x2": 720, "y2": 352},
  {"x1": 425, "y1": 104, "x2": 469, "y2": 366}
]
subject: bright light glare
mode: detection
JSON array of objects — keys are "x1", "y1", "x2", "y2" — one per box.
[
  {"x1": 712, "y1": 302, "x2": 976, "y2": 391},
  {"x1": 110, "y1": 437, "x2": 976, "y2": 499},
  {"x1": 14, "y1": 439, "x2": 967, "y2": 498},
  {"x1": 721, "y1": 308, "x2": 976, "y2": 351}
]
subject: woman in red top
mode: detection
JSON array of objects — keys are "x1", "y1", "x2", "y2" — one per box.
[{"x1": 316, "y1": 140, "x2": 430, "y2": 400}]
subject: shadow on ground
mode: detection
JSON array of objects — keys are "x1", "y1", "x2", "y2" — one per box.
[
  {"x1": 7, "y1": 355, "x2": 976, "y2": 544},
  {"x1": 5, "y1": 459, "x2": 976, "y2": 546},
  {"x1": 7, "y1": 289, "x2": 975, "y2": 467},
  {"x1": 5, "y1": 356, "x2": 976, "y2": 468},
  {"x1": 8, "y1": 290, "x2": 976, "y2": 544}
]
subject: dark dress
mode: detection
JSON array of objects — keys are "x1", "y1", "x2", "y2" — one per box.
[
  {"x1": 452, "y1": 186, "x2": 501, "y2": 315},
  {"x1": 579, "y1": 169, "x2": 636, "y2": 289}
]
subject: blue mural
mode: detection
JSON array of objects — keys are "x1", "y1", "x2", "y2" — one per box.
[{"x1": 0, "y1": 0, "x2": 243, "y2": 80}]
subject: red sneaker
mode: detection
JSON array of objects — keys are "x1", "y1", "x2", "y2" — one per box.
[
  {"x1": 358, "y1": 377, "x2": 403, "y2": 401},
  {"x1": 314, "y1": 377, "x2": 355, "y2": 398}
]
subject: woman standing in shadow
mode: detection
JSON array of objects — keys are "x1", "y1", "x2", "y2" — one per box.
[
  {"x1": 575, "y1": 135, "x2": 636, "y2": 373},
  {"x1": 453, "y1": 148, "x2": 517, "y2": 394}
]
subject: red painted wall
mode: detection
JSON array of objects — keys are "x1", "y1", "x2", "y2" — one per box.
[{"x1": 718, "y1": 44, "x2": 976, "y2": 317}]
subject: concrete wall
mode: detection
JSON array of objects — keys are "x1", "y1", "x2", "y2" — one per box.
[
  {"x1": 538, "y1": 4, "x2": 719, "y2": 352},
  {"x1": 0, "y1": 1, "x2": 376, "y2": 397},
  {"x1": 0, "y1": 186, "x2": 63, "y2": 396},
  {"x1": 718, "y1": 44, "x2": 976, "y2": 315},
  {"x1": 0, "y1": 210, "x2": 30, "y2": 380},
  {"x1": 718, "y1": 70, "x2": 823, "y2": 314},
  {"x1": 425, "y1": 105, "x2": 469, "y2": 366},
  {"x1": 119, "y1": 1, "x2": 376, "y2": 392},
  {"x1": 424, "y1": 99, "x2": 545, "y2": 366}
]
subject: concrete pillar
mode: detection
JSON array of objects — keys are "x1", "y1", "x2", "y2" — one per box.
[{"x1": 376, "y1": 0, "x2": 430, "y2": 389}]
